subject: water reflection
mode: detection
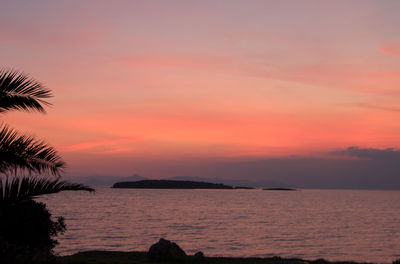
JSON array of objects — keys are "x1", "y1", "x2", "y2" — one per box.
[{"x1": 39, "y1": 188, "x2": 400, "y2": 263}]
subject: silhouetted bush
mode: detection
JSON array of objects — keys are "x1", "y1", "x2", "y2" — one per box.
[
  {"x1": 0, "y1": 199, "x2": 65, "y2": 263},
  {"x1": 393, "y1": 259, "x2": 400, "y2": 264}
]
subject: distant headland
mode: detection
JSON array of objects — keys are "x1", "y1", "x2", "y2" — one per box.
[{"x1": 112, "y1": 180, "x2": 235, "y2": 189}]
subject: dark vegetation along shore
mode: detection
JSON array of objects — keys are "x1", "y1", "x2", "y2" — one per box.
[
  {"x1": 59, "y1": 251, "x2": 376, "y2": 264},
  {"x1": 113, "y1": 180, "x2": 235, "y2": 189},
  {"x1": 59, "y1": 238, "x2": 384, "y2": 264}
]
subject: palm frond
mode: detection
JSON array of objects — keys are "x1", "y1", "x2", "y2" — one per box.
[
  {"x1": 0, "y1": 69, "x2": 52, "y2": 113},
  {"x1": 0, "y1": 124, "x2": 65, "y2": 176},
  {"x1": 0, "y1": 176, "x2": 94, "y2": 203}
]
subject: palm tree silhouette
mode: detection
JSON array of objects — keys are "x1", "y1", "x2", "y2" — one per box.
[
  {"x1": 0, "y1": 69, "x2": 52, "y2": 113},
  {"x1": 0, "y1": 69, "x2": 93, "y2": 201},
  {"x1": 0, "y1": 69, "x2": 93, "y2": 262},
  {"x1": 0, "y1": 176, "x2": 93, "y2": 203},
  {"x1": 0, "y1": 69, "x2": 65, "y2": 175}
]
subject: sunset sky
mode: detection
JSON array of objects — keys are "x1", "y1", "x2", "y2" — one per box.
[{"x1": 1, "y1": 1, "x2": 400, "y2": 182}]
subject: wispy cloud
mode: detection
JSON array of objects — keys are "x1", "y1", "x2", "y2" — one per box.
[
  {"x1": 97, "y1": 147, "x2": 135, "y2": 154},
  {"x1": 378, "y1": 43, "x2": 400, "y2": 58},
  {"x1": 61, "y1": 137, "x2": 142, "y2": 152},
  {"x1": 353, "y1": 102, "x2": 400, "y2": 112},
  {"x1": 114, "y1": 52, "x2": 400, "y2": 96}
]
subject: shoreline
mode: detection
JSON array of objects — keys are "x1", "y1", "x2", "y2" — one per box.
[{"x1": 59, "y1": 250, "x2": 378, "y2": 264}]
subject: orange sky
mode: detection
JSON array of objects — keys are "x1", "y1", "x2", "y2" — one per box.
[{"x1": 1, "y1": 1, "x2": 400, "y2": 177}]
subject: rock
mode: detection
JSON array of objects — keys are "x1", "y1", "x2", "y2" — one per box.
[
  {"x1": 148, "y1": 238, "x2": 187, "y2": 261},
  {"x1": 194, "y1": 251, "x2": 204, "y2": 259}
]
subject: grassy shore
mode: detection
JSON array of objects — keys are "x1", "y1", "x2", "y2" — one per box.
[{"x1": 59, "y1": 251, "x2": 374, "y2": 264}]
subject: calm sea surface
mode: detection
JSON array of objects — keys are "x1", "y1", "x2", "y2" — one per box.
[{"x1": 39, "y1": 188, "x2": 400, "y2": 263}]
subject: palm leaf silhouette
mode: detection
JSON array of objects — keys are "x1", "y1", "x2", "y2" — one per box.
[
  {"x1": 0, "y1": 69, "x2": 52, "y2": 113},
  {"x1": 0, "y1": 124, "x2": 65, "y2": 176},
  {"x1": 0, "y1": 176, "x2": 94, "y2": 203}
]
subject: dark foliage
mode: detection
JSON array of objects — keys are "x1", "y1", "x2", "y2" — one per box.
[
  {"x1": 0, "y1": 69, "x2": 94, "y2": 262},
  {"x1": 0, "y1": 69, "x2": 65, "y2": 176},
  {"x1": 0, "y1": 69, "x2": 52, "y2": 114},
  {"x1": 0, "y1": 176, "x2": 94, "y2": 263},
  {"x1": 0, "y1": 176, "x2": 94, "y2": 203},
  {"x1": 0, "y1": 199, "x2": 65, "y2": 263},
  {"x1": 59, "y1": 251, "x2": 376, "y2": 264},
  {"x1": 0, "y1": 125, "x2": 65, "y2": 175}
]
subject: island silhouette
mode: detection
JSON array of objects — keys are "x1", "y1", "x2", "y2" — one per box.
[{"x1": 113, "y1": 180, "x2": 239, "y2": 189}]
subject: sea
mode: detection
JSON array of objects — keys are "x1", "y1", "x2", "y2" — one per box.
[{"x1": 38, "y1": 188, "x2": 400, "y2": 263}]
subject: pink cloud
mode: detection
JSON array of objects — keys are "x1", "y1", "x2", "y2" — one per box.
[
  {"x1": 60, "y1": 137, "x2": 142, "y2": 152},
  {"x1": 97, "y1": 147, "x2": 135, "y2": 154},
  {"x1": 114, "y1": 52, "x2": 400, "y2": 95},
  {"x1": 378, "y1": 43, "x2": 400, "y2": 57}
]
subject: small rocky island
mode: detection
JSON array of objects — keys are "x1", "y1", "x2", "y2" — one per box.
[
  {"x1": 263, "y1": 187, "x2": 297, "y2": 191},
  {"x1": 112, "y1": 180, "x2": 234, "y2": 189}
]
